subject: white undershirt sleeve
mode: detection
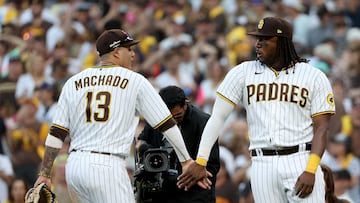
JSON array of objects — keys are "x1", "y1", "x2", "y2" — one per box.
[
  {"x1": 162, "y1": 125, "x2": 191, "y2": 162},
  {"x1": 197, "y1": 95, "x2": 235, "y2": 161},
  {"x1": 45, "y1": 134, "x2": 64, "y2": 149}
]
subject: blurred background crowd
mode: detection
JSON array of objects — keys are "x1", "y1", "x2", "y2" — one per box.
[{"x1": 0, "y1": 0, "x2": 359, "y2": 202}]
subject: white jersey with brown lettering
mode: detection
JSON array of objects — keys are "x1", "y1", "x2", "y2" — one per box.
[
  {"x1": 52, "y1": 65, "x2": 172, "y2": 155},
  {"x1": 217, "y1": 60, "x2": 335, "y2": 150}
]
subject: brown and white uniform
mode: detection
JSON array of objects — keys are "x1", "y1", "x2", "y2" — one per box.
[{"x1": 52, "y1": 66, "x2": 178, "y2": 203}]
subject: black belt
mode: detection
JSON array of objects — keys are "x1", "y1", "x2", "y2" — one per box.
[
  {"x1": 71, "y1": 149, "x2": 126, "y2": 159},
  {"x1": 251, "y1": 143, "x2": 312, "y2": 156}
]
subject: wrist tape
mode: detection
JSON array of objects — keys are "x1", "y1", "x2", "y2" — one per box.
[
  {"x1": 196, "y1": 157, "x2": 207, "y2": 167},
  {"x1": 305, "y1": 153, "x2": 321, "y2": 174}
]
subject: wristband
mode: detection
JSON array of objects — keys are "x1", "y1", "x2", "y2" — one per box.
[
  {"x1": 305, "y1": 153, "x2": 321, "y2": 174},
  {"x1": 45, "y1": 134, "x2": 63, "y2": 149},
  {"x1": 38, "y1": 172, "x2": 51, "y2": 179},
  {"x1": 196, "y1": 157, "x2": 207, "y2": 167}
]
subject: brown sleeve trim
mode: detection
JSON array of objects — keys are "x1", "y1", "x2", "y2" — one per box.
[
  {"x1": 155, "y1": 116, "x2": 177, "y2": 132},
  {"x1": 311, "y1": 111, "x2": 336, "y2": 118},
  {"x1": 216, "y1": 92, "x2": 236, "y2": 106},
  {"x1": 50, "y1": 124, "x2": 69, "y2": 142}
]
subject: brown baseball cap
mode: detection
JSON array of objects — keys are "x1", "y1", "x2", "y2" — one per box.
[
  {"x1": 248, "y1": 17, "x2": 293, "y2": 39},
  {"x1": 96, "y1": 29, "x2": 139, "y2": 56}
]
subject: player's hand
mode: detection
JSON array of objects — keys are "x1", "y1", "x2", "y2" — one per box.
[
  {"x1": 34, "y1": 176, "x2": 52, "y2": 188},
  {"x1": 177, "y1": 160, "x2": 208, "y2": 191},
  {"x1": 196, "y1": 172, "x2": 213, "y2": 189},
  {"x1": 294, "y1": 171, "x2": 315, "y2": 198}
]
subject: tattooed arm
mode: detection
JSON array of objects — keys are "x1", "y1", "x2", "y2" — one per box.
[
  {"x1": 34, "y1": 125, "x2": 69, "y2": 187},
  {"x1": 34, "y1": 146, "x2": 61, "y2": 187}
]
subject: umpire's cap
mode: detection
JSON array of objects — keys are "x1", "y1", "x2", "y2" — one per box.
[
  {"x1": 248, "y1": 17, "x2": 293, "y2": 39},
  {"x1": 96, "y1": 29, "x2": 139, "y2": 56}
]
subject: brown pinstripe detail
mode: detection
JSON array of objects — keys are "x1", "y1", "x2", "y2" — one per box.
[
  {"x1": 216, "y1": 92, "x2": 236, "y2": 106},
  {"x1": 50, "y1": 124, "x2": 69, "y2": 141},
  {"x1": 155, "y1": 115, "x2": 176, "y2": 132}
]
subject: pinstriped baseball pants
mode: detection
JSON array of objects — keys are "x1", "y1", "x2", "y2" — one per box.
[
  {"x1": 250, "y1": 151, "x2": 325, "y2": 203},
  {"x1": 65, "y1": 151, "x2": 135, "y2": 203}
]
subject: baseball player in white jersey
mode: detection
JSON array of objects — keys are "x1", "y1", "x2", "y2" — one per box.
[
  {"x1": 33, "y1": 29, "x2": 202, "y2": 203},
  {"x1": 178, "y1": 17, "x2": 336, "y2": 203}
]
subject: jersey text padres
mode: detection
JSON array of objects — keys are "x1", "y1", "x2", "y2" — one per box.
[{"x1": 217, "y1": 61, "x2": 335, "y2": 149}]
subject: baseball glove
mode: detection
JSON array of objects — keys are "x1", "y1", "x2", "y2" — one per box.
[{"x1": 25, "y1": 183, "x2": 58, "y2": 203}]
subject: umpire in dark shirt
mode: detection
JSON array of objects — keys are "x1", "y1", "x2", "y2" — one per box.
[{"x1": 136, "y1": 85, "x2": 220, "y2": 203}]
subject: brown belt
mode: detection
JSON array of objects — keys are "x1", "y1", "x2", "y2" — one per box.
[
  {"x1": 251, "y1": 143, "x2": 312, "y2": 156},
  {"x1": 71, "y1": 149, "x2": 126, "y2": 159}
]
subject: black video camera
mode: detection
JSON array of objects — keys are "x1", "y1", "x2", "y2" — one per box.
[
  {"x1": 134, "y1": 145, "x2": 178, "y2": 202},
  {"x1": 141, "y1": 148, "x2": 171, "y2": 173}
]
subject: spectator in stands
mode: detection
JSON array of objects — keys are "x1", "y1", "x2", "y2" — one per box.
[
  {"x1": 321, "y1": 133, "x2": 360, "y2": 202},
  {"x1": 50, "y1": 57, "x2": 70, "y2": 91},
  {"x1": 0, "y1": 103, "x2": 7, "y2": 155},
  {"x1": 307, "y1": 4, "x2": 334, "y2": 53},
  {"x1": 154, "y1": 47, "x2": 196, "y2": 93},
  {"x1": 0, "y1": 152, "x2": 14, "y2": 203},
  {"x1": 196, "y1": 58, "x2": 227, "y2": 114},
  {"x1": 7, "y1": 99, "x2": 49, "y2": 186},
  {"x1": 15, "y1": 53, "x2": 48, "y2": 105},
  {"x1": 51, "y1": 153, "x2": 71, "y2": 203},
  {"x1": 3, "y1": 178, "x2": 29, "y2": 203},
  {"x1": 333, "y1": 169, "x2": 355, "y2": 203},
  {"x1": 0, "y1": 56, "x2": 25, "y2": 121},
  {"x1": 215, "y1": 159, "x2": 240, "y2": 203},
  {"x1": 321, "y1": 164, "x2": 351, "y2": 203},
  {"x1": 282, "y1": 0, "x2": 313, "y2": 54},
  {"x1": 328, "y1": 78, "x2": 351, "y2": 139},
  {"x1": 347, "y1": 90, "x2": 360, "y2": 152},
  {"x1": 34, "y1": 81, "x2": 58, "y2": 124}
]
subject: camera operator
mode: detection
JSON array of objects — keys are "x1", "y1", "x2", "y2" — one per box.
[{"x1": 136, "y1": 85, "x2": 220, "y2": 203}]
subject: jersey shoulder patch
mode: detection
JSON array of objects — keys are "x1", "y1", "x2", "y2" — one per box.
[{"x1": 327, "y1": 93, "x2": 335, "y2": 106}]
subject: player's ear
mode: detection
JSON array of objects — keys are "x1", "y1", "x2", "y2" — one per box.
[{"x1": 113, "y1": 48, "x2": 122, "y2": 58}]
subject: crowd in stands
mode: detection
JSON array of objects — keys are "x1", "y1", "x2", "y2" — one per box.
[{"x1": 0, "y1": 0, "x2": 360, "y2": 202}]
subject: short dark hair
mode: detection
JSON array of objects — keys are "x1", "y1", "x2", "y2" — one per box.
[
  {"x1": 317, "y1": 4, "x2": 329, "y2": 18},
  {"x1": 333, "y1": 169, "x2": 351, "y2": 181},
  {"x1": 158, "y1": 86, "x2": 186, "y2": 109},
  {"x1": 330, "y1": 133, "x2": 352, "y2": 154},
  {"x1": 104, "y1": 19, "x2": 122, "y2": 30}
]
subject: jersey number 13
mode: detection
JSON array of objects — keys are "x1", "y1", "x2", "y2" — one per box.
[{"x1": 85, "y1": 91, "x2": 111, "y2": 122}]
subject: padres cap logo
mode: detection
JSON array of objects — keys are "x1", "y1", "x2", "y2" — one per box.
[
  {"x1": 258, "y1": 19, "x2": 264, "y2": 29},
  {"x1": 327, "y1": 93, "x2": 335, "y2": 106},
  {"x1": 248, "y1": 17, "x2": 293, "y2": 38}
]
